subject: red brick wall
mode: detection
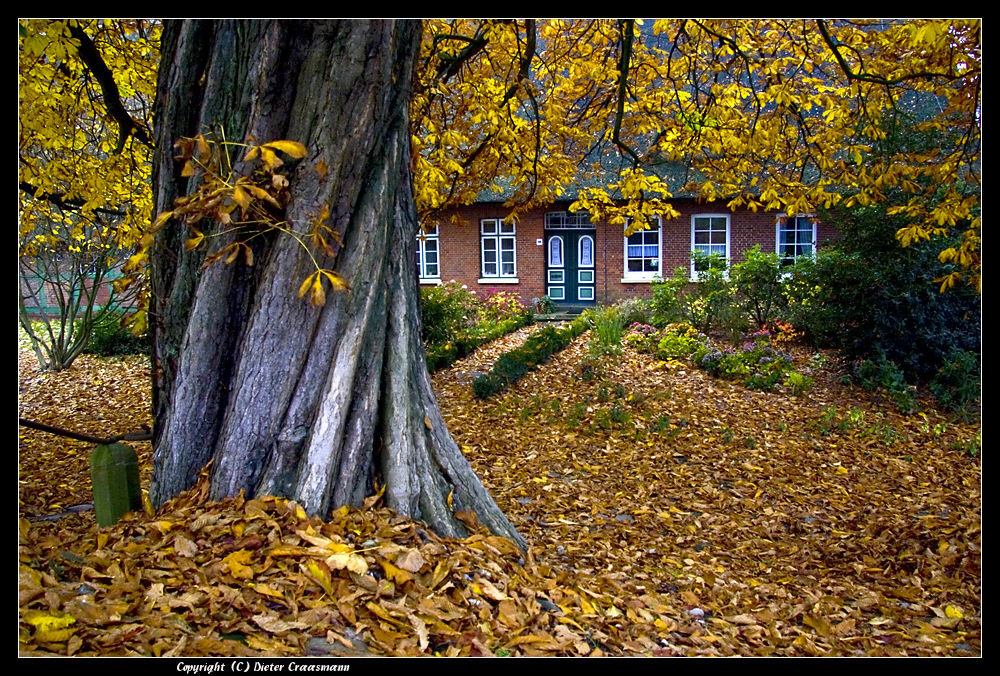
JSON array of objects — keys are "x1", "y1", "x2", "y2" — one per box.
[{"x1": 428, "y1": 200, "x2": 839, "y2": 306}]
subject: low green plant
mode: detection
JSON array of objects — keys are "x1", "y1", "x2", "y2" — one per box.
[
  {"x1": 855, "y1": 357, "x2": 917, "y2": 413},
  {"x1": 783, "y1": 370, "x2": 813, "y2": 395},
  {"x1": 651, "y1": 413, "x2": 672, "y2": 435},
  {"x1": 698, "y1": 332, "x2": 794, "y2": 391},
  {"x1": 955, "y1": 430, "x2": 981, "y2": 457},
  {"x1": 929, "y1": 349, "x2": 980, "y2": 419}
]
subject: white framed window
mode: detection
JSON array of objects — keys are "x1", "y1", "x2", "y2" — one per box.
[
  {"x1": 544, "y1": 210, "x2": 592, "y2": 229},
  {"x1": 623, "y1": 217, "x2": 662, "y2": 281},
  {"x1": 776, "y1": 215, "x2": 816, "y2": 266},
  {"x1": 480, "y1": 219, "x2": 517, "y2": 279},
  {"x1": 579, "y1": 234, "x2": 594, "y2": 268},
  {"x1": 691, "y1": 214, "x2": 730, "y2": 280},
  {"x1": 416, "y1": 225, "x2": 440, "y2": 281}
]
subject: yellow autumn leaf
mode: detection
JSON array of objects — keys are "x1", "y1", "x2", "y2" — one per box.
[
  {"x1": 381, "y1": 560, "x2": 412, "y2": 584},
  {"x1": 244, "y1": 183, "x2": 281, "y2": 208},
  {"x1": 23, "y1": 610, "x2": 77, "y2": 642},
  {"x1": 150, "y1": 210, "x2": 174, "y2": 232},
  {"x1": 303, "y1": 560, "x2": 334, "y2": 596},
  {"x1": 945, "y1": 605, "x2": 964, "y2": 619},
  {"x1": 184, "y1": 230, "x2": 204, "y2": 251},
  {"x1": 297, "y1": 271, "x2": 318, "y2": 299},
  {"x1": 259, "y1": 146, "x2": 282, "y2": 170},
  {"x1": 310, "y1": 275, "x2": 326, "y2": 307},
  {"x1": 232, "y1": 184, "x2": 252, "y2": 211},
  {"x1": 222, "y1": 549, "x2": 255, "y2": 579},
  {"x1": 263, "y1": 140, "x2": 308, "y2": 158},
  {"x1": 320, "y1": 269, "x2": 350, "y2": 291},
  {"x1": 249, "y1": 583, "x2": 285, "y2": 599}
]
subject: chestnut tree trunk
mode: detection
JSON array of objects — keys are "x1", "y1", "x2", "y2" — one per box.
[{"x1": 147, "y1": 20, "x2": 524, "y2": 549}]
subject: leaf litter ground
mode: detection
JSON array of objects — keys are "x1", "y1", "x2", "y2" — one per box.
[{"x1": 18, "y1": 327, "x2": 980, "y2": 656}]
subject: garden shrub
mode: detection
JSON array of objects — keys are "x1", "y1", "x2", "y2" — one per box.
[
  {"x1": 615, "y1": 297, "x2": 651, "y2": 327},
  {"x1": 731, "y1": 245, "x2": 785, "y2": 329},
  {"x1": 783, "y1": 203, "x2": 980, "y2": 386},
  {"x1": 83, "y1": 311, "x2": 149, "y2": 356},
  {"x1": 473, "y1": 316, "x2": 589, "y2": 398},
  {"x1": 649, "y1": 255, "x2": 747, "y2": 342},
  {"x1": 649, "y1": 269, "x2": 689, "y2": 327},
  {"x1": 420, "y1": 282, "x2": 534, "y2": 372},
  {"x1": 419, "y1": 281, "x2": 478, "y2": 346},
  {"x1": 480, "y1": 289, "x2": 528, "y2": 323},
  {"x1": 623, "y1": 322, "x2": 662, "y2": 353}
]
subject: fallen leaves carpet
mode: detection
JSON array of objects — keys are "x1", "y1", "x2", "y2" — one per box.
[{"x1": 18, "y1": 329, "x2": 981, "y2": 656}]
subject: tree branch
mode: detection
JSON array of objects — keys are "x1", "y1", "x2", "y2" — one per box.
[
  {"x1": 816, "y1": 19, "x2": 968, "y2": 87},
  {"x1": 66, "y1": 22, "x2": 154, "y2": 153},
  {"x1": 612, "y1": 20, "x2": 641, "y2": 166},
  {"x1": 19, "y1": 180, "x2": 126, "y2": 218}
]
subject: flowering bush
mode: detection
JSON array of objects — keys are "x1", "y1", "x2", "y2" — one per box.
[
  {"x1": 656, "y1": 327, "x2": 709, "y2": 361},
  {"x1": 624, "y1": 321, "x2": 802, "y2": 392},
  {"x1": 700, "y1": 335, "x2": 794, "y2": 391},
  {"x1": 623, "y1": 322, "x2": 662, "y2": 352},
  {"x1": 480, "y1": 290, "x2": 528, "y2": 323}
]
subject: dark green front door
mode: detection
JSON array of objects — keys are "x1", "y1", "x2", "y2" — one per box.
[{"x1": 545, "y1": 229, "x2": 596, "y2": 306}]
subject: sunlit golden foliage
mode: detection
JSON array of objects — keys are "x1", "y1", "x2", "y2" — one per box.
[{"x1": 412, "y1": 19, "x2": 980, "y2": 288}]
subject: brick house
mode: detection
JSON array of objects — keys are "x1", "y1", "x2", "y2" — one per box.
[{"x1": 416, "y1": 198, "x2": 838, "y2": 309}]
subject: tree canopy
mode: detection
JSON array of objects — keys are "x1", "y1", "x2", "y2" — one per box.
[
  {"x1": 19, "y1": 20, "x2": 158, "y2": 250},
  {"x1": 19, "y1": 19, "x2": 981, "y2": 300},
  {"x1": 411, "y1": 19, "x2": 981, "y2": 290}
]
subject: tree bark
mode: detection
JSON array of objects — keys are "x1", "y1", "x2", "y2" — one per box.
[{"x1": 148, "y1": 20, "x2": 524, "y2": 549}]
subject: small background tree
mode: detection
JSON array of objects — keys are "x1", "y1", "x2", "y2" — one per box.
[{"x1": 19, "y1": 215, "x2": 141, "y2": 371}]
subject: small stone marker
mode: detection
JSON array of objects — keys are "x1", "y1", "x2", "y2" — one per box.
[{"x1": 90, "y1": 443, "x2": 142, "y2": 527}]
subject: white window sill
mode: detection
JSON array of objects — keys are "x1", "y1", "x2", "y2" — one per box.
[
  {"x1": 478, "y1": 277, "x2": 520, "y2": 284},
  {"x1": 418, "y1": 278, "x2": 442, "y2": 286},
  {"x1": 620, "y1": 276, "x2": 661, "y2": 284}
]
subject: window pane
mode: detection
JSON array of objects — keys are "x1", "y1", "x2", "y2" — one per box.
[
  {"x1": 549, "y1": 237, "x2": 563, "y2": 266},
  {"x1": 580, "y1": 236, "x2": 593, "y2": 266}
]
